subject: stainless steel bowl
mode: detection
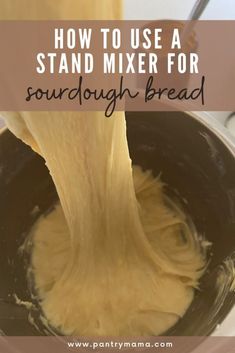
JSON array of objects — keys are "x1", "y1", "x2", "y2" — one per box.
[{"x1": 0, "y1": 111, "x2": 235, "y2": 336}]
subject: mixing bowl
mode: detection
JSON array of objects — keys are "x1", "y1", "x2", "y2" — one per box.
[{"x1": 0, "y1": 111, "x2": 235, "y2": 336}]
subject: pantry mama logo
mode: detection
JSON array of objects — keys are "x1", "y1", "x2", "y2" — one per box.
[{"x1": 0, "y1": 20, "x2": 234, "y2": 113}]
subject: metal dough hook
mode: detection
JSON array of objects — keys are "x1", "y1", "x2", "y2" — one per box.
[{"x1": 181, "y1": 0, "x2": 211, "y2": 43}]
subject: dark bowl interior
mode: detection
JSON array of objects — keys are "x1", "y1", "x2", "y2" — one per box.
[{"x1": 0, "y1": 111, "x2": 235, "y2": 336}]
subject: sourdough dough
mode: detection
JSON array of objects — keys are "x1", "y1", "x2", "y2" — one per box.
[
  {"x1": 0, "y1": 0, "x2": 122, "y2": 20},
  {"x1": 1, "y1": 0, "x2": 205, "y2": 337},
  {"x1": 5, "y1": 112, "x2": 205, "y2": 336}
]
